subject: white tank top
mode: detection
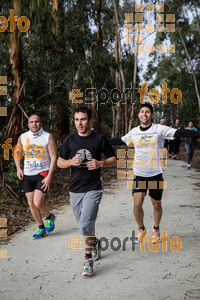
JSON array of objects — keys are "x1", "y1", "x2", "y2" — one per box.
[{"x1": 21, "y1": 128, "x2": 51, "y2": 176}]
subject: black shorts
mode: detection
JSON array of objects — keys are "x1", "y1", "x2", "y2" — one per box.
[
  {"x1": 132, "y1": 173, "x2": 164, "y2": 201},
  {"x1": 20, "y1": 174, "x2": 47, "y2": 194}
]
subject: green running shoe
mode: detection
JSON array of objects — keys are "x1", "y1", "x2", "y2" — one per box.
[
  {"x1": 46, "y1": 213, "x2": 55, "y2": 234},
  {"x1": 32, "y1": 227, "x2": 46, "y2": 240}
]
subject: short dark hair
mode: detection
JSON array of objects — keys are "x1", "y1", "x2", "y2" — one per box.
[
  {"x1": 74, "y1": 106, "x2": 92, "y2": 119},
  {"x1": 139, "y1": 103, "x2": 153, "y2": 114}
]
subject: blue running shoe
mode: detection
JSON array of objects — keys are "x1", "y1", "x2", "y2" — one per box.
[
  {"x1": 32, "y1": 227, "x2": 46, "y2": 240},
  {"x1": 46, "y1": 213, "x2": 55, "y2": 234}
]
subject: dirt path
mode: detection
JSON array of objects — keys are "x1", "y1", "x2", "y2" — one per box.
[{"x1": 1, "y1": 159, "x2": 200, "y2": 300}]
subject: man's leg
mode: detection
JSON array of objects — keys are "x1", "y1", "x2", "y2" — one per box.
[
  {"x1": 133, "y1": 192, "x2": 145, "y2": 227},
  {"x1": 190, "y1": 145, "x2": 195, "y2": 164},
  {"x1": 25, "y1": 191, "x2": 48, "y2": 239},
  {"x1": 81, "y1": 191, "x2": 102, "y2": 252},
  {"x1": 173, "y1": 139, "x2": 179, "y2": 158},
  {"x1": 33, "y1": 189, "x2": 55, "y2": 234},
  {"x1": 168, "y1": 140, "x2": 173, "y2": 157},
  {"x1": 70, "y1": 191, "x2": 102, "y2": 275},
  {"x1": 149, "y1": 174, "x2": 163, "y2": 241},
  {"x1": 177, "y1": 140, "x2": 181, "y2": 154},
  {"x1": 80, "y1": 191, "x2": 102, "y2": 276},
  {"x1": 185, "y1": 143, "x2": 191, "y2": 166},
  {"x1": 173, "y1": 139, "x2": 176, "y2": 156},
  {"x1": 84, "y1": 234, "x2": 95, "y2": 255},
  {"x1": 26, "y1": 191, "x2": 43, "y2": 226},
  {"x1": 33, "y1": 189, "x2": 50, "y2": 218},
  {"x1": 133, "y1": 192, "x2": 146, "y2": 244},
  {"x1": 151, "y1": 198, "x2": 162, "y2": 228}
]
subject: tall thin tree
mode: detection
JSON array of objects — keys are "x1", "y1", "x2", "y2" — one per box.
[{"x1": 0, "y1": 0, "x2": 24, "y2": 144}]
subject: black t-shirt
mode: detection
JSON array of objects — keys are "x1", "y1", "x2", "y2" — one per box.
[{"x1": 59, "y1": 131, "x2": 116, "y2": 193}]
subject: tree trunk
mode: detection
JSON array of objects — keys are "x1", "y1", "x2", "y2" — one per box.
[
  {"x1": 128, "y1": 53, "x2": 137, "y2": 131},
  {"x1": 194, "y1": 3, "x2": 200, "y2": 39},
  {"x1": 113, "y1": 0, "x2": 121, "y2": 137},
  {"x1": 96, "y1": 0, "x2": 103, "y2": 132},
  {"x1": 178, "y1": 29, "x2": 200, "y2": 110},
  {"x1": 1, "y1": 0, "x2": 23, "y2": 145},
  {"x1": 90, "y1": 77, "x2": 97, "y2": 129},
  {"x1": 97, "y1": 0, "x2": 103, "y2": 46},
  {"x1": 52, "y1": 0, "x2": 69, "y2": 142},
  {"x1": 111, "y1": 105, "x2": 115, "y2": 137},
  {"x1": 113, "y1": 0, "x2": 127, "y2": 135}
]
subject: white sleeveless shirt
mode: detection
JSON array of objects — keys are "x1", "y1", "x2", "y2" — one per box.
[{"x1": 21, "y1": 128, "x2": 51, "y2": 176}]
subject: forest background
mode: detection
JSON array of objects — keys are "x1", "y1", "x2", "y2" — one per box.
[{"x1": 0, "y1": 0, "x2": 200, "y2": 216}]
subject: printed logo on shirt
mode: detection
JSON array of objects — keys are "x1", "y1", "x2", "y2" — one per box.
[
  {"x1": 24, "y1": 144, "x2": 44, "y2": 169},
  {"x1": 26, "y1": 160, "x2": 42, "y2": 169},
  {"x1": 137, "y1": 135, "x2": 156, "y2": 148},
  {"x1": 76, "y1": 149, "x2": 92, "y2": 167}
]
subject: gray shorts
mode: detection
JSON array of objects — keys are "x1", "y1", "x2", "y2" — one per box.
[{"x1": 69, "y1": 190, "x2": 103, "y2": 235}]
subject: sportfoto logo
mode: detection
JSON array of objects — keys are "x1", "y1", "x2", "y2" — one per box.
[
  {"x1": 69, "y1": 89, "x2": 83, "y2": 104},
  {"x1": 117, "y1": 144, "x2": 168, "y2": 190},
  {"x1": 0, "y1": 9, "x2": 30, "y2": 32},
  {"x1": 124, "y1": 3, "x2": 175, "y2": 54},
  {"x1": 69, "y1": 82, "x2": 182, "y2": 109},
  {"x1": 2, "y1": 138, "x2": 46, "y2": 161},
  {"x1": 69, "y1": 230, "x2": 182, "y2": 253},
  {"x1": 0, "y1": 76, "x2": 7, "y2": 117},
  {"x1": 0, "y1": 218, "x2": 7, "y2": 259}
]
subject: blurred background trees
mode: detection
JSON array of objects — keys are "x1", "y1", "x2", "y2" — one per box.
[{"x1": 0, "y1": 0, "x2": 200, "y2": 146}]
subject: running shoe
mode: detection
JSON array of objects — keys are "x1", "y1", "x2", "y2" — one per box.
[
  {"x1": 92, "y1": 238, "x2": 101, "y2": 261},
  {"x1": 173, "y1": 154, "x2": 177, "y2": 160},
  {"x1": 187, "y1": 164, "x2": 191, "y2": 169},
  {"x1": 46, "y1": 213, "x2": 55, "y2": 234},
  {"x1": 135, "y1": 227, "x2": 147, "y2": 244},
  {"x1": 152, "y1": 227, "x2": 160, "y2": 244},
  {"x1": 32, "y1": 227, "x2": 46, "y2": 240},
  {"x1": 169, "y1": 154, "x2": 171, "y2": 158},
  {"x1": 82, "y1": 258, "x2": 94, "y2": 276}
]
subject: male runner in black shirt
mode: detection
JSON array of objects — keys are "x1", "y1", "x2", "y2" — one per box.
[{"x1": 57, "y1": 107, "x2": 116, "y2": 276}]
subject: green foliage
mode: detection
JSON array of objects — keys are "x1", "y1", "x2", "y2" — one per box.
[
  {"x1": 145, "y1": 0, "x2": 200, "y2": 125},
  {"x1": 3, "y1": 161, "x2": 19, "y2": 185},
  {"x1": 1, "y1": 0, "x2": 199, "y2": 139}
]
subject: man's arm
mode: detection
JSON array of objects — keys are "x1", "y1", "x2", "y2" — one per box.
[
  {"x1": 41, "y1": 135, "x2": 57, "y2": 191},
  {"x1": 14, "y1": 136, "x2": 24, "y2": 180},
  {"x1": 87, "y1": 136, "x2": 116, "y2": 170},
  {"x1": 109, "y1": 138, "x2": 126, "y2": 145},
  {"x1": 86, "y1": 156, "x2": 116, "y2": 170},
  {"x1": 57, "y1": 155, "x2": 83, "y2": 169},
  {"x1": 174, "y1": 129, "x2": 200, "y2": 138}
]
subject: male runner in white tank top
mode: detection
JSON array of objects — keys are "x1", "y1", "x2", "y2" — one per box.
[{"x1": 14, "y1": 115, "x2": 57, "y2": 239}]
